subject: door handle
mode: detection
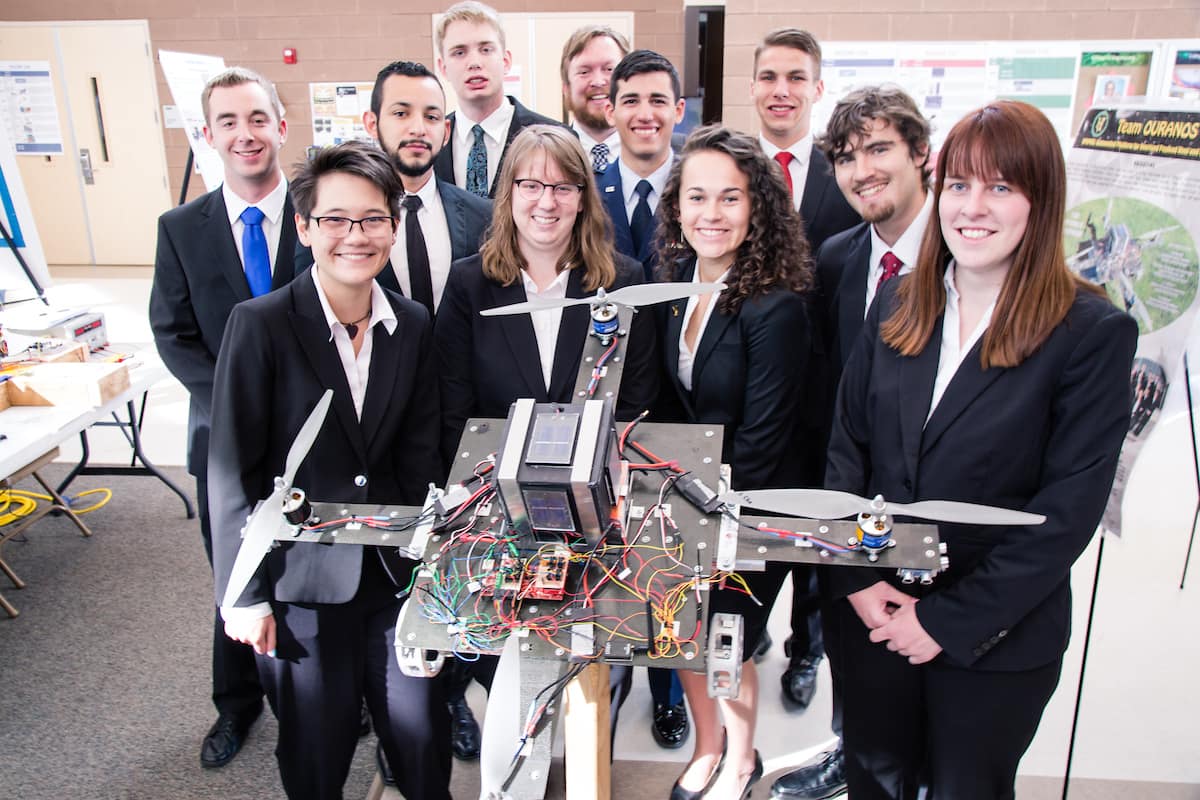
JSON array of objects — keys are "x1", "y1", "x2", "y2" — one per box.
[{"x1": 79, "y1": 148, "x2": 94, "y2": 184}]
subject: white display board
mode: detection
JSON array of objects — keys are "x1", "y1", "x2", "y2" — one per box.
[
  {"x1": 158, "y1": 50, "x2": 227, "y2": 192},
  {"x1": 0, "y1": 123, "x2": 52, "y2": 300}
]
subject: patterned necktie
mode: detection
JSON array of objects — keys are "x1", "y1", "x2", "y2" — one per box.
[
  {"x1": 239, "y1": 206, "x2": 271, "y2": 297},
  {"x1": 773, "y1": 150, "x2": 795, "y2": 196},
  {"x1": 466, "y1": 124, "x2": 488, "y2": 197},
  {"x1": 629, "y1": 180, "x2": 654, "y2": 280},
  {"x1": 878, "y1": 251, "x2": 903, "y2": 290},
  {"x1": 402, "y1": 194, "x2": 435, "y2": 316},
  {"x1": 591, "y1": 142, "x2": 610, "y2": 173}
]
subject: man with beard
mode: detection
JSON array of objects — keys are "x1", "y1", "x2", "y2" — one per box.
[
  {"x1": 560, "y1": 25, "x2": 629, "y2": 174},
  {"x1": 297, "y1": 61, "x2": 491, "y2": 318},
  {"x1": 770, "y1": 84, "x2": 932, "y2": 800}
]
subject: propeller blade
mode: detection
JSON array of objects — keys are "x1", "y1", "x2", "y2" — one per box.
[
  {"x1": 221, "y1": 486, "x2": 288, "y2": 608},
  {"x1": 888, "y1": 499, "x2": 1046, "y2": 526},
  {"x1": 478, "y1": 635, "x2": 526, "y2": 798},
  {"x1": 479, "y1": 295, "x2": 592, "y2": 316},
  {"x1": 604, "y1": 281, "x2": 726, "y2": 307},
  {"x1": 282, "y1": 389, "x2": 333, "y2": 487},
  {"x1": 719, "y1": 488, "x2": 869, "y2": 520}
]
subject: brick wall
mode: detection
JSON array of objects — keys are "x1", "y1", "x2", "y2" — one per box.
[
  {"x1": 1, "y1": 0, "x2": 683, "y2": 203},
  {"x1": 720, "y1": 0, "x2": 1200, "y2": 134}
]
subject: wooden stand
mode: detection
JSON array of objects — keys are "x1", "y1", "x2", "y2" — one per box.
[
  {"x1": 0, "y1": 447, "x2": 93, "y2": 618},
  {"x1": 563, "y1": 663, "x2": 612, "y2": 800}
]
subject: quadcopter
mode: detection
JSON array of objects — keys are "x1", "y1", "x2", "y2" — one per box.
[{"x1": 222, "y1": 281, "x2": 1044, "y2": 800}]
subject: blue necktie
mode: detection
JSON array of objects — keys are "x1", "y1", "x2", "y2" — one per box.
[
  {"x1": 466, "y1": 124, "x2": 489, "y2": 198},
  {"x1": 239, "y1": 206, "x2": 271, "y2": 297}
]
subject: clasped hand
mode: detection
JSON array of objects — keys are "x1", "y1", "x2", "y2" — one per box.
[{"x1": 847, "y1": 581, "x2": 942, "y2": 665}]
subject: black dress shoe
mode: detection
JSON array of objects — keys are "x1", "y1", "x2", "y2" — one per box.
[
  {"x1": 651, "y1": 701, "x2": 690, "y2": 749},
  {"x1": 448, "y1": 696, "x2": 481, "y2": 761},
  {"x1": 737, "y1": 751, "x2": 764, "y2": 800},
  {"x1": 769, "y1": 744, "x2": 846, "y2": 800},
  {"x1": 359, "y1": 699, "x2": 371, "y2": 737},
  {"x1": 376, "y1": 741, "x2": 396, "y2": 786},
  {"x1": 752, "y1": 632, "x2": 773, "y2": 664},
  {"x1": 200, "y1": 709, "x2": 258, "y2": 769},
  {"x1": 669, "y1": 737, "x2": 727, "y2": 800},
  {"x1": 781, "y1": 656, "x2": 821, "y2": 711}
]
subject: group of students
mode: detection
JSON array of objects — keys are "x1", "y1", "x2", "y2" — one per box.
[{"x1": 149, "y1": 4, "x2": 1138, "y2": 799}]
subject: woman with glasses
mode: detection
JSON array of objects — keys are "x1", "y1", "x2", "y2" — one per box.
[
  {"x1": 826, "y1": 101, "x2": 1136, "y2": 799},
  {"x1": 436, "y1": 123, "x2": 657, "y2": 462},
  {"x1": 655, "y1": 125, "x2": 821, "y2": 800}
]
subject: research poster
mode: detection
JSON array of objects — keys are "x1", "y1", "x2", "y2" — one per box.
[
  {"x1": 309, "y1": 82, "x2": 375, "y2": 148},
  {"x1": 1064, "y1": 105, "x2": 1200, "y2": 534},
  {"x1": 1071, "y1": 50, "x2": 1156, "y2": 138},
  {"x1": 1169, "y1": 49, "x2": 1200, "y2": 99},
  {"x1": 0, "y1": 60, "x2": 65, "y2": 155},
  {"x1": 158, "y1": 50, "x2": 228, "y2": 192}
]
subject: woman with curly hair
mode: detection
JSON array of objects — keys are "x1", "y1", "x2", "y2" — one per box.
[{"x1": 656, "y1": 124, "x2": 822, "y2": 800}]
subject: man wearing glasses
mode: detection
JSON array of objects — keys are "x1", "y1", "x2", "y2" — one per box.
[{"x1": 210, "y1": 141, "x2": 450, "y2": 800}]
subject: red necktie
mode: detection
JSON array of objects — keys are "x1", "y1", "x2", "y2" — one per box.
[
  {"x1": 878, "y1": 251, "x2": 903, "y2": 290},
  {"x1": 773, "y1": 151, "x2": 795, "y2": 196}
]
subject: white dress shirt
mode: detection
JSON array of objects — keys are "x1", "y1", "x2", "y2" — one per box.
[
  {"x1": 677, "y1": 263, "x2": 730, "y2": 392},
  {"x1": 221, "y1": 269, "x2": 398, "y2": 625},
  {"x1": 575, "y1": 124, "x2": 622, "y2": 164},
  {"x1": 864, "y1": 191, "x2": 934, "y2": 316},
  {"x1": 927, "y1": 261, "x2": 995, "y2": 423},
  {"x1": 391, "y1": 176, "x2": 454, "y2": 311},
  {"x1": 618, "y1": 156, "x2": 673, "y2": 222},
  {"x1": 222, "y1": 174, "x2": 288, "y2": 275},
  {"x1": 453, "y1": 98, "x2": 516, "y2": 191},
  {"x1": 759, "y1": 132, "x2": 812, "y2": 211},
  {"x1": 521, "y1": 268, "x2": 571, "y2": 390}
]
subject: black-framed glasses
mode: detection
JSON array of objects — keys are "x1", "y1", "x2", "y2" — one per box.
[
  {"x1": 311, "y1": 215, "x2": 397, "y2": 237},
  {"x1": 513, "y1": 178, "x2": 585, "y2": 201}
]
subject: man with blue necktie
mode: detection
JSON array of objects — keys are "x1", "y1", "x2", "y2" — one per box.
[{"x1": 149, "y1": 66, "x2": 298, "y2": 770}]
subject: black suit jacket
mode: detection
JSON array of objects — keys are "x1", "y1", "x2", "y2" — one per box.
[
  {"x1": 150, "y1": 187, "x2": 298, "y2": 477},
  {"x1": 799, "y1": 143, "x2": 860, "y2": 253},
  {"x1": 658, "y1": 262, "x2": 822, "y2": 491},
  {"x1": 815, "y1": 221, "x2": 872, "y2": 370},
  {"x1": 433, "y1": 96, "x2": 564, "y2": 198},
  {"x1": 293, "y1": 177, "x2": 493, "y2": 300},
  {"x1": 597, "y1": 158, "x2": 672, "y2": 282},
  {"x1": 826, "y1": 279, "x2": 1137, "y2": 670},
  {"x1": 209, "y1": 270, "x2": 442, "y2": 608},
  {"x1": 434, "y1": 253, "x2": 659, "y2": 465}
]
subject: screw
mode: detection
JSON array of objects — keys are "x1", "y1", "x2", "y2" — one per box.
[
  {"x1": 469, "y1": 425, "x2": 478, "y2": 433},
  {"x1": 705, "y1": 430, "x2": 714, "y2": 438},
  {"x1": 698, "y1": 519, "x2": 708, "y2": 526},
  {"x1": 703, "y1": 457, "x2": 712, "y2": 464},
  {"x1": 697, "y1": 541, "x2": 706, "y2": 550},
  {"x1": 757, "y1": 546, "x2": 767, "y2": 554}
]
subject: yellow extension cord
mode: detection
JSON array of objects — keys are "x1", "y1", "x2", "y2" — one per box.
[{"x1": 0, "y1": 487, "x2": 114, "y2": 527}]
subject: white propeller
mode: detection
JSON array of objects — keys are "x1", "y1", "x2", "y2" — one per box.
[
  {"x1": 478, "y1": 635, "x2": 526, "y2": 799},
  {"x1": 222, "y1": 390, "x2": 334, "y2": 608},
  {"x1": 479, "y1": 282, "x2": 726, "y2": 317},
  {"x1": 720, "y1": 488, "x2": 1045, "y2": 526}
]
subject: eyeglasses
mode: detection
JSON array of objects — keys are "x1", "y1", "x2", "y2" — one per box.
[
  {"x1": 513, "y1": 179, "x2": 585, "y2": 201},
  {"x1": 310, "y1": 215, "x2": 397, "y2": 237}
]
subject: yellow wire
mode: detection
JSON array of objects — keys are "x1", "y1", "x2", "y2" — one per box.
[{"x1": 0, "y1": 487, "x2": 114, "y2": 526}]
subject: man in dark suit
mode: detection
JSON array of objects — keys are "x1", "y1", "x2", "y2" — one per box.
[
  {"x1": 149, "y1": 66, "x2": 295, "y2": 769},
  {"x1": 211, "y1": 142, "x2": 450, "y2": 800},
  {"x1": 597, "y1": 50, "x2": 684, "y2": 283},
  {"x1": 296, "y1": 61, "x2": 492, "y2": 319},
  {"x1": 594, "y1": 49, "x2": 691, "y2": 749},
  {"x1": 433, "y1": 1, "x2": 563, "y2": 198},
  {"x1": 749, "y1": 27, "x2": 860, "y2": 731},
  {"x1": 770, "y1": 85, "x2": 933, "y2": 800},
  {"x1": 560, "y1": 25, "x2": 629, "y2": 174}
]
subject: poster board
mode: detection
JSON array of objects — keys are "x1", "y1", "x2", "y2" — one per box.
[
  {"x1": 158, "y1": 50, "x2": 227, "y2": 192},
  {"x1": 0, "y1": 123, "x2": 51, "y2": 301},
  {"x1": 0, "y1": 60, "x2": 65, "y2": 156},
  {"x1": 1063, "y1": 102, "x2": 1200, "y2": 533},
  {"x1": 308, "y1": 82, "x2": 375, "y2": 147}
]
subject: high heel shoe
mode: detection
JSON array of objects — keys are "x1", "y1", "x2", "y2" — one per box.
[
  {"x1": 669, "y1": 732, "x2": 728, "y2": 800},
  {"x1": 736, "y1": 750, "x2": 764, "y2": 800}
]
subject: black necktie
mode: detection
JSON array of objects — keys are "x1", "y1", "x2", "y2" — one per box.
[
  {"x1": 402, "y1": 194, "x2": 435, "y2": 315},
  {"x1": 630, "y1": 180, "x2": 654, "y2": 274}
]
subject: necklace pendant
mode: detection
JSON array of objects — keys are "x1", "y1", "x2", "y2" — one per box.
[{"x1": 345, "y1": 323, "x2": 358, "y2": 339}]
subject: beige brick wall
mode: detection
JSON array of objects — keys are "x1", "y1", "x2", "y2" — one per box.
[
  {"x1": 720, "y1": 0, "x2": 1200, "y2": 134},
  {"x1": 1, "y1": 1, "x2": 684, "y2": 203}
]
